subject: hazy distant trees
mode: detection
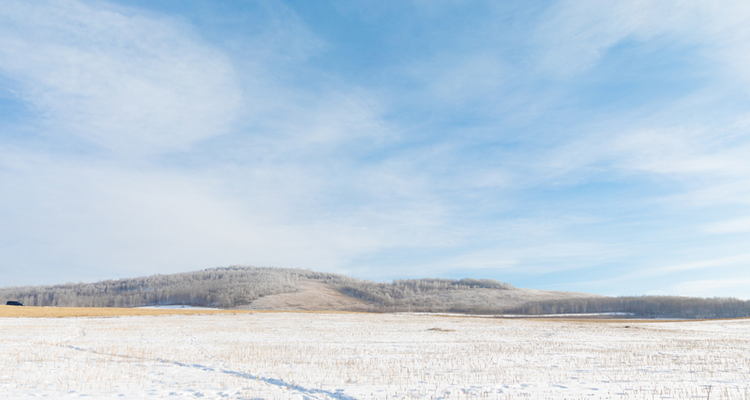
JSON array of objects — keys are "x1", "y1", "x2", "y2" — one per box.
[{"x1": 501, "y1": 296, "x2": 750, "y2": 319}]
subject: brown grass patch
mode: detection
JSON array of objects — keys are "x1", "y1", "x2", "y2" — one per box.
[{"x1": 0, "y1": 305, "x2": 363, "y2": 318}]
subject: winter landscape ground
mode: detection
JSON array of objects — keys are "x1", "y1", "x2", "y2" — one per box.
[{"x1": 1, "y1": 310, "x2": 749, "y2": 399}]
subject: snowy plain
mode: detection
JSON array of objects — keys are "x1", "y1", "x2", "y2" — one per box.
[{"x1": 1, "y1": 312, "x2": 749, "y2": 399}]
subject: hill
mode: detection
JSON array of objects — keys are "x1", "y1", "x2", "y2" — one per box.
[
  {"x1": 0, "y1": 266, "x2": 591, "y2": 313},
  {"x1": 2, "y1": 266, "x2": 747, "y2": 318}
]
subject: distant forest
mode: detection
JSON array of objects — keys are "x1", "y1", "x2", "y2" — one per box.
[
  {"x1": 1, "y1": 266, "x2": 748, "y2": 318},
  {"x1": 503, "y1": 296, "x2": 750, "y2": 319},
  {"x1": 0, "y1": 266, "x2": 514, "y2": 309}
]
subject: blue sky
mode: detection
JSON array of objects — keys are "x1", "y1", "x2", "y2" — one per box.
[{"x1": 1, "y1": 0, "x2": 749, "y2": 298}]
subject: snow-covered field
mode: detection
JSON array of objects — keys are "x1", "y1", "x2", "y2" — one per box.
[{"x1": 1, "y1": 313, "x2": 748, "y2": 399}]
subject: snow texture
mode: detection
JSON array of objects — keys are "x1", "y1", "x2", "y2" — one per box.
[{"x1": 1, "y1": 313, "x2": 749, "y2": 399}]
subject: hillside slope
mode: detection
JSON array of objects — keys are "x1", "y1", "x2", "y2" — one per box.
[
  {"x1": 0, "y1": 266, "x2": 522, "y2": 312},
  {"x1": 3, "y1": 266, "x2": 746, "y2": 317},
  {"x1": 239, "y1": 281, "x2": 600, "y2": 312},
  {"x1": 236, "y1": 281, "x2": 374, "y2": 311}
]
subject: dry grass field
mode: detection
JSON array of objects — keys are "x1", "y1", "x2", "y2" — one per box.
[
  {"x1": 0, "y1": 305, "x2": 364, "y2": 318},
  {"x1": 0, "y1": 305, "x2": 245, "y2": 318},
  {"x1": 1, "y1": 311, "x2": 749, "y2": 399}
]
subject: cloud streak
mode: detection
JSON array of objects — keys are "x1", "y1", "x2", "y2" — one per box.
[
  {"x1": 0, "y1": 0, "x2": 240, "y2": 153},
  {"x1": 1, "y1": 0, "x2": 750, "y2": 297}
]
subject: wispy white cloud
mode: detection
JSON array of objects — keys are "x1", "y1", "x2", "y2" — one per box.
[
  {"x1": 650, "y1": 278, "x2": 750, "y2": 300},
  {"x1": 544, "y1": 123, "x2": 750, "y2": 181},
  {"x1": 704, "y1": 217, "x2": 750, "y2": 235},
  {"x1": 529, "y1": 1, "x2": 750, "y2": 221},
  {"x1": 402, "y1": 52, "x2": 507, "y2": 109},
  {"x1": 576, "y1": 254, "x2": 750, "y2": 291},
  {"x1": 665, "y1": 180, "x2": 750, "y2": 208},
  {"x1": 0, "y1": 147, "x2": 427, "y2": 282},
  {"x1": 537, "y1": 1, "x2": 750, "y2": 81},
  {"x1": 648, "y1": 254, "x2": 750, "y2": 275},
  {"x1": 0, "y1": 0, "x2": 241, "y2": 153},
  {"x1": 2, "y1": 0, "x2": 750, "y2": 296},
  {"x1": 0, "y1": 0, "x2": 414, "y2": 285}
]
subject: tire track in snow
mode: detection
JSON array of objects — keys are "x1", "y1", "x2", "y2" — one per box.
[{"x1": 57, "y1": 343, "x2": 358, "y2": 400}]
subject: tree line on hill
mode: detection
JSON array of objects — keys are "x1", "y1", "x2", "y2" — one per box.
[
  {"x1": 0, "y1": 267, "x2": 303, "y2": 308},
  {"x1": 335, "y1": 277, "x2": 514, "y2": 311},
  {"x1": 501, "y1": 296, "x2": 750, "y2": 319},
  {"x1": 0, "y1": 266, "x2": 514, "y2": 309},
  {"x1": 2, "y1": 266, "x2": 748, "y2": 318}
]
